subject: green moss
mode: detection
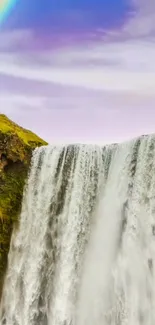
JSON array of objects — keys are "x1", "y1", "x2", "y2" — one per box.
[
  {"x1": 0, "y1": 114, "x2": 48, "y2": 298},
  {"x1": 0, "y1": 114, "x2": 47, "y2": 147},
  {"x1": 0, "y1": 166, "x2": 26, "y2": 221},
  {"x1": 0, "y1": 114, "x2": 47, "y2": 164}
]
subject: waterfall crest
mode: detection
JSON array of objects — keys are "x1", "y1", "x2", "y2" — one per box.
[{"x1": 1, "y1": 137, "x2": 155, "y2": 325}]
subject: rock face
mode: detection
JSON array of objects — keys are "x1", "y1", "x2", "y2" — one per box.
[{"x1": 0, "y1": 114, "x2": 47, "y2": 298}]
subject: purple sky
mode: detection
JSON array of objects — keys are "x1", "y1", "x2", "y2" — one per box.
[{"x1": 0, "y1": 0, "x2": 155, "y2": 144}]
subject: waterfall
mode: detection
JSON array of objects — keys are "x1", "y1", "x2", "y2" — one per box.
[{"x1": 1, "y1": 137, "x2": 155, "y2": 325}]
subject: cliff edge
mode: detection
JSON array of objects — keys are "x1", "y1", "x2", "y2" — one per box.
[{"x1": 0, "y1": 114, "x2": 47, "y2": 298}]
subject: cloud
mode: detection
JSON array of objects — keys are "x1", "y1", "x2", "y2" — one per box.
[
  {"x1": 124, "y1": 0, "x2": 155, "y2": 37},
  {"x1": 0, "y1": 94, "x2": 45, "y2": 109},
  {"x1": 0, "y1": 30, "x2": 155, "y2": 144},
  {"x1": 0, "y1": 1, "x2": 155, "y2": 143},
  {"x1": 0, "y1": 29, "x2": 33, "y2": 51},
  {"x1": 2, "y1": 92, "x2": 155, "y2": 145},
  {"x1": 0, "y1": 39, "x2": 155, "y2": 97}
]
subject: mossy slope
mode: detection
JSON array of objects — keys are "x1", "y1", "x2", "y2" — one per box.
[{"x1": 0, "y1": 114, "x2": 47, "y2": 298}]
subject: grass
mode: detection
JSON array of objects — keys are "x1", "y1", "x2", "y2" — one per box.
[{"x1": 0, "y1": 114, "x2": 47, "y2": 147}]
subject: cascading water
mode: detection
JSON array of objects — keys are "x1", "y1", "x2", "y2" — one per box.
[{"x1": 1, "y1": 137, "x2": 155, "y2": 325}]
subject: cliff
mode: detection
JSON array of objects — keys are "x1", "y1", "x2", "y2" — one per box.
[{"x1": 0, "y1": 114, "x2": 47, "y2": 298}]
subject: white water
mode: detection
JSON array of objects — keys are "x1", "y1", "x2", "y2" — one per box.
[{"x1": 1, "y1": 137, "x2": 155, "y2": 325}]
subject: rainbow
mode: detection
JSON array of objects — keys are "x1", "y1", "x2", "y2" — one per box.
[{"x1": 0, "y1": 0, "x2": 18, "y2": 24}]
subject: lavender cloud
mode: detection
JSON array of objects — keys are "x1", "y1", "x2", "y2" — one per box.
[{"x1": 0, "y1": 0, "x2": 155, "y2": 144}]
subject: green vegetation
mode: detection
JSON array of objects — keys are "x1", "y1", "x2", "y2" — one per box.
[
  {"x1": 0, "y1": 114, "x2": 46, "y2": 146},
  {"x1": 0, "y1": 114, "x2": 47, "y2": 298}
]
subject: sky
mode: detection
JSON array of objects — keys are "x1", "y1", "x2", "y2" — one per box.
[{"x1": 0, "y1": 0, "x2": 155, "y2": 144}]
